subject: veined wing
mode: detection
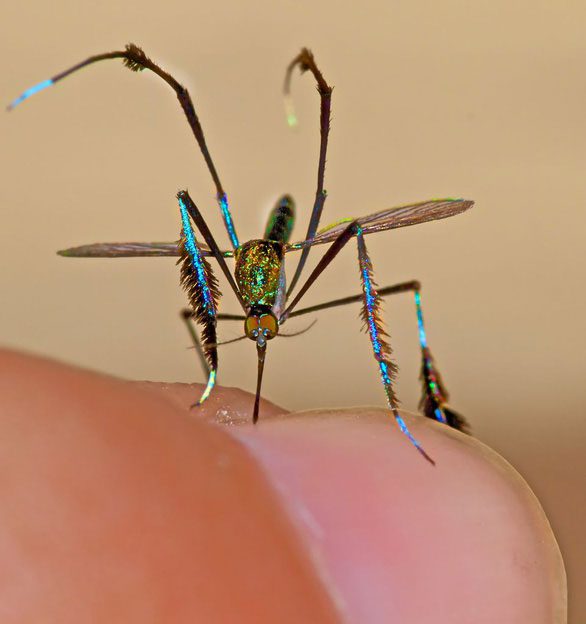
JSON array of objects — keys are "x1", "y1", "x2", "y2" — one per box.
[
  {"x1": 57, "y1": 241, "x2": 234, "y2": 258},
  {"x1": 287, "y1": 198, "x2": 473, "y2": 251}
]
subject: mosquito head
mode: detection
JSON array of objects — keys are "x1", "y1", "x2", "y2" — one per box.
[{"x1": 244, "y1": 305, "x2": 279, "y2": 347}]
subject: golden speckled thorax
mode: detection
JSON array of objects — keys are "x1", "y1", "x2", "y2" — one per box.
[{"x1": 234, "y1": 240, "x2": 284, "y2": 308}]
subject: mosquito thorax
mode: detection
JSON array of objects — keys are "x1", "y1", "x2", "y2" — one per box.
[
  {"x1": 234, "y1": 239, "x2": 284, "y2": 308},
  {"x1": 244, "y1": 305, "x2": 279, "y2": 346}
]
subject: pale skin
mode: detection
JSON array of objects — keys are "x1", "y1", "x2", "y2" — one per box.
[{"x1": 0, "y1": 349, "x2": 566, "y2": 623}]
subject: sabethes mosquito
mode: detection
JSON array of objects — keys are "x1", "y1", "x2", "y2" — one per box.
[{"x1": 9, "y1": 45, "x2": 473, "y2": 463}]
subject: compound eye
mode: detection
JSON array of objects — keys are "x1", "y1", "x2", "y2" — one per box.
[
  {"x1": 245, "y1": 316, "x2": 260, "y2": 340},
  {"x1": 259, "y1": 313, "x2": 278, "y2": 339}
]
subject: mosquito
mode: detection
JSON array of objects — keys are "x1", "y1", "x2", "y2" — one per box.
[{"x1": 9, "y1": 44, "x2": 473, "y2": 463}]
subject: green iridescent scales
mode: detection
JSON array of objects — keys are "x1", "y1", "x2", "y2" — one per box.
[{"x1": 235, "y1": 240, "x2": 283, "y2": 307}]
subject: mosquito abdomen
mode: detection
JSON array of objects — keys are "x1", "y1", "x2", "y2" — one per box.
[{"x1": 264, "y1": 195, "x2": 295, "y2": 243}]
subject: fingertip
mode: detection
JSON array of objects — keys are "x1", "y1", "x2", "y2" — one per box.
[
  {"x1": 0, "y1": 349, "x2": 566, "y2": 622},
  {"x1": 229, "y1": 408, "x2": 567, "y2": 623},
  {"x1": 0, "y1": 349, "x2": 339, "y2": 623}
]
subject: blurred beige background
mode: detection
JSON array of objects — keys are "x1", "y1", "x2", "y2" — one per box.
[{"x1": 1, "y1": 0, "x2": 584, "y2": 619}]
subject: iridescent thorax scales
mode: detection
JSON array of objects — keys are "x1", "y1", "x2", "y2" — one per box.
[{"x1": 235, "y1": 240, "x2": 284, "y2": 307}]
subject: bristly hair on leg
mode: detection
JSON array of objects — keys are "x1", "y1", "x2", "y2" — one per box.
[
  {"x1": 357, "y1": 233, "x2": 434, "y2": 464},
  {"x1": 441, "y1": 406, "x2": 469, "y2": 433},
  {"x1": 122, "y1": 44, "x2": 149, "y2": 72},
  {"x1": 419, "y1": 349, "x2": 470, "y2": 433},
  {"x1": 178, "y1": 237, "x2": 221, "y2": 374},
  {"x1": 358, "y1": 244, "x2": 399, "y2": 406}
]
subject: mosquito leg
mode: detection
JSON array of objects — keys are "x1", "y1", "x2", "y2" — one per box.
[
  {"x1": 284, "y1": 48, "x2": 333, "y2": 296},
  {"x1": 278, "y1": 222, "x2": 433, "y2": 461},
  {"x1": 177, "y1": 196, "x2": 221, "y2": 406},
  {"x1": 216, "y1": 313, "x2": 246, "y2": 321},
  {"x1": 288, "y1": 281, "x2": 468, "y2": 432},
  {"x1": 181, "y1": 309, "x2": 250, "y2": 375},
  {"x1": 177, "y1": 190, "x2": 246, "y2": 312},
  {"x1": 8, "y1": 44, "x2": 240, "y2": 249},
  {"x1": 354, "y1": 229, "x2": 434, "y2": 463},
  {"x1": 180, "y1": 308, "x2": 210, "y2": 379},
  {"x1": 280, "y1": 221, "x2": 358, "y2": 321},
  {"x1": 288, "y1": 281, "x2": 421, "y2": 317},
  {"x1": 414, "y1": 290, "x2": 469, "y2": 432}
]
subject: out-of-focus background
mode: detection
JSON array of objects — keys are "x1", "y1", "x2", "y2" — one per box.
[{"x1": 1, "y1": 1, "x2": 584, "y2": 619}]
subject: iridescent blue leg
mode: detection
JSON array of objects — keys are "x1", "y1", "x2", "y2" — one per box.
[
  {"x1": 414, "y1": 289, "x2": 447, "y2": 424},
  {"x1": 355, "y1": 227, "x2": 435, "y2": 464},
  {"x1": 8, "y1": 44, "x2": 240, "y2": 249},
  {"x1": 7, "y1": 79, "x2": 54, "y2": 110},
  {"x1": 177, "y1": 194, "x2": 220, "y2": 406},
  {"x1": 285, "y1": 280, "x2": 467, "y2": 431},
  {"x1": 415, "y1": 289, "x2": 468, "y2": 432},
  {"x1": 178, "y1": 190, "x2": 246, "y2": 311},
  {"x1": 279, "y1": 222, "x2": 433, "y2": 460}
]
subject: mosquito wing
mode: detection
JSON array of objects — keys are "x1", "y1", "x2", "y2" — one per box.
[
  {"x1": 57, "y1": 241, "x2": 234, "y2": 258},
  {"x1": 288, "y1": 198, "x2": 473, "y2": 250}
]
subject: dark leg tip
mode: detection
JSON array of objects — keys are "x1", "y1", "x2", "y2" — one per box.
[
  {"x1": 420, "y1": 448, "x2": 436, "y2": 466},
  {"x1": 443, "y1": 406, "x2": 471, "y2": 434}
]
